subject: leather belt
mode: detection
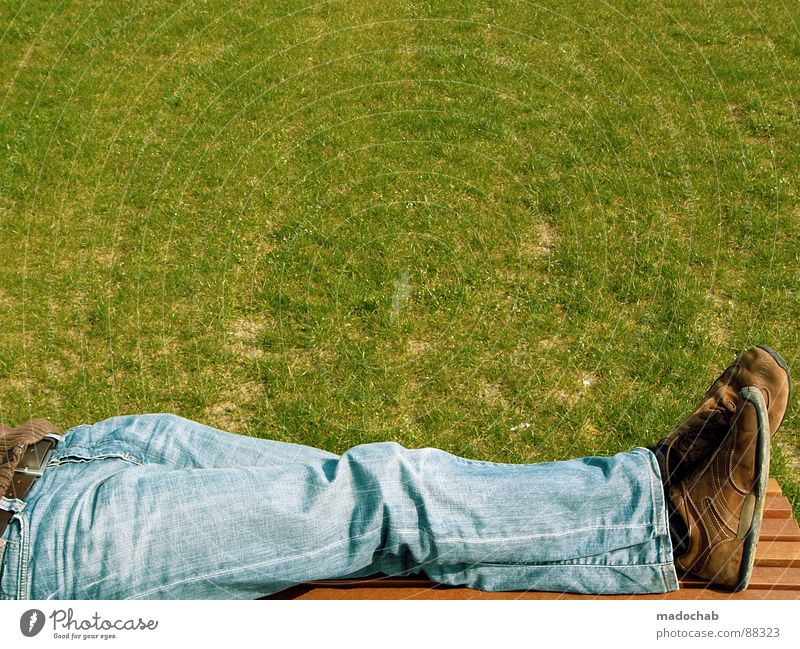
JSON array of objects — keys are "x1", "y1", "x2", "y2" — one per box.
[{"x1": 0, "y1": 433, "x2": 62, "y2": 538}]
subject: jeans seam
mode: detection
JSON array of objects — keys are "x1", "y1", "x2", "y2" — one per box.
[
  {"x1": 449, "y1": 560, "x2": 680, "y2": 569},
  {"x1": 17, "y1": 514, "x2": 28, "y2": 600},
  {"x1": 418, "y1": 523, "x2": 654, "y2": 544},
  {"x1": 631, "y1": 448, "x2": 659, "y2": 533}
]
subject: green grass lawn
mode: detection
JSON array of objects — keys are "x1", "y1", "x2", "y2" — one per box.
[{"x1": 1, "y1": 1, "x2": 798, "y2": 513}]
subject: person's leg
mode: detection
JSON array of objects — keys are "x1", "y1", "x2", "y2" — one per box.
[
  {"x1": 12, "y1": 415, "x2": 677, "y2": 599},
  {"x1": 3, "y1": 345, "x2": 790, "y2": 600}
]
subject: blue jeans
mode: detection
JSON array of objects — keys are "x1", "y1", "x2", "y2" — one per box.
[{"x1": 0, "y1": 414, "x2": 679, "y2": 599}]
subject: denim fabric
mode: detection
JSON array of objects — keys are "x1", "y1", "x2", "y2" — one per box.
[{"x1": 0, "y1": 413, "x2": 679, "y2": 599}]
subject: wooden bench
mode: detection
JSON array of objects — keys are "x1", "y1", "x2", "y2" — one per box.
[{"x1": 267, "y1": 478, "x2": 800, "y2": 600}]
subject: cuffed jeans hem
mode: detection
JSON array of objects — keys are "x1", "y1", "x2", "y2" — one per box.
[
  {"x1": 631, "y1": 446, "x2": 680, "y2": 593},
  {"x1": 425, "y1": 560, "x2": 681, "y2": 595}
]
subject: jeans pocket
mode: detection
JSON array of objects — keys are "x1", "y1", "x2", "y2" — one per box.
[
  {"x1": 0, "y1": 512, "x2": 29, "y2": 600},
  {"x1": 46, "y1": 450, "x2": 145, "y2": 468}
]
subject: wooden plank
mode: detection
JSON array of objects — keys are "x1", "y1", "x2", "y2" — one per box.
[
  {"x1": 681, "y1": 567, "x2": 800, "y2": 590},
  {"x1": 767, "y1": 478, "x2": 781, "y2": 495},
  {"x1": 269, "y1": 566, "x2": 800, "y2": 598},
  {"x1": 270, "y1": 584, "x2": 800, "y2": 600},
  {"x1": 755, "y1": 542, "x2": 800, "y2": 568},
  {"x1": 302, "y1": 577, "x2": 430, "y2": 588},
  {"x1": 623, "y1": 589, "x2": 800, "y2": 601},
  {"x1": 759, "y1": 517, "x2": 800, "y2": 542},
  {"x1": 764, "y1": 495, "x2": 792, "y2": 518}
]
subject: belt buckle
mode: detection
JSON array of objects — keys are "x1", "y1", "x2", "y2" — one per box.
[{"x1": 13, "y1": 433, "x2": 62, "y2": 478}]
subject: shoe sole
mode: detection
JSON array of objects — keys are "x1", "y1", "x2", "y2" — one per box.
[
  {"x1": 734, "y1": 386, "x2": 771, "y2": 592},
  {"x1": 756, "y1": 344, "x2": 792, "y2": 433}
]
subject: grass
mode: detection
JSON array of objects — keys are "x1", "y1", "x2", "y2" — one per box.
[{"x1": 1, "y1": 1, "x2": 799, "y2": 514}]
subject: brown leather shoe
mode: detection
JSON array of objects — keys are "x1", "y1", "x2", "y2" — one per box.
[
  {"x1": 668, "y1": 386, "x2": 772, "y2": 590},
  {"x1": 653, "y1": 345, "x2": 791, "y2": 487}
]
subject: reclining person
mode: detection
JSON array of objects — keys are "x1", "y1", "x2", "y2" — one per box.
[{"x1": 0, "y1": 345, "x2": 791, "y2": 599}]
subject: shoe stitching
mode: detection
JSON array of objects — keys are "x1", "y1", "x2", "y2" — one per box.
[
  {"x1": 705, "y1": 499, "x2": 732, "y2": 545},
  {"x1": 696, "y1": 498, "x2": 739, "y2": 583},
  {"x1": 712, "y1": 490, "x2": 740, "y2": 534},
  {"x1": 686, "y1": 496, "x2": 711, "y2": 573},
  {"x1": 679, "y1": 488, "x2": 704, "y2": 570},
  {"x1": 699, "y1": 497, "x2": 722, "y2": 549},
  {"x1": 728, "y1": 426, "x2": 755, "y2": 494},
  {"x1": 709, "y1": 448, "x2": 730, "y2": 516},
  {"x1": 712, "y1": 442, "x2": 743, "y2": 523}
]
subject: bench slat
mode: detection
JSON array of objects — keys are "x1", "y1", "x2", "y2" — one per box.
[
  {"x1": 681, "y1": 567, "x2": 800, "y2": 590},
  {"x1": 764, "y1": 495, "x2": 792, "y2": 519},
  {"x1": 759, "y1": 517, "x2": 800, "y2": 542},
  {"x1": 755, "y1": 542, "x2": 800, "y2": 568},
  {"x1": 275, "y1": 584, "x2": 800, "y2": 600},
  {"x1": 767, "y1": 478, "x2": 781, "y2": 495}
]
